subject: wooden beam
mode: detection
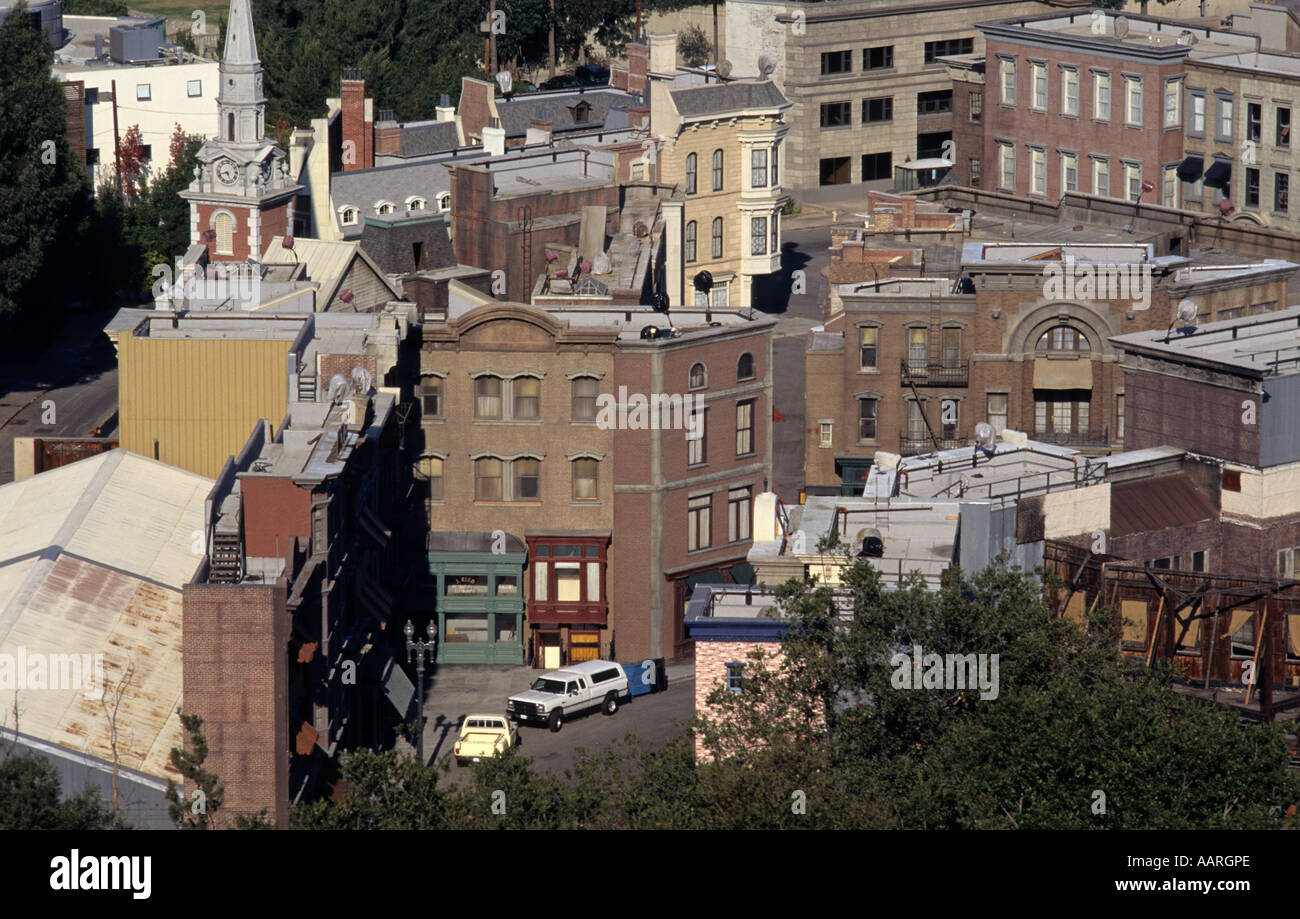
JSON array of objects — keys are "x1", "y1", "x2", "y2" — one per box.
[{"x1": 1146, "y1": 595, "x2": 1166, "y2": 668}]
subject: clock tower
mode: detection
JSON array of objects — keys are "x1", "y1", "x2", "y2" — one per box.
[{"x1": 181, "y1": 0, "x2": 301, "y2": 263}]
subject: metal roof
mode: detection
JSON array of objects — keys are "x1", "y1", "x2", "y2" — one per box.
[
  {"x1": 669, "y1": 80, "x2": 789, "y2": 118},
  {"x1": 1110, "y1": 474, "x2": 1217, "y2": 537}
]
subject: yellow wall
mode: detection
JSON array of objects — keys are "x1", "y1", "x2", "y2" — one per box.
[{"x1": 117, "y1": 336, "x2": 290, "y2": 478}]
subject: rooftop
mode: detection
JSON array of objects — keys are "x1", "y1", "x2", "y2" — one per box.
[
  {"x1": 977, "y1": 10, "x2": 1256, "y2": 60},
  {"x1": 1110, "y1": 306, "x2": 1300, "y2": 377}
]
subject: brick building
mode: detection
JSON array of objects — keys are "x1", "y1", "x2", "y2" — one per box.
[{"x1": 805, "y1": 239, "x2": 1295, "y2": 491}]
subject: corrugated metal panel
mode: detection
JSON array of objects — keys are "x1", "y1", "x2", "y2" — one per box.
[
  {"x1": 119, "y1": 336, "x2": 290, "y2": 478},
  {"x1": 1110, "y1": 474, "x2": 1216, "y2": 537}
]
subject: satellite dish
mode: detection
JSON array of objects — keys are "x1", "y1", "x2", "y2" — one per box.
[
  {"x1": 495, "y1": 70, "x2": 513, "y2": 95},
  {"x1": 650, "y1": 290, "x2": 670, "y2": 313},
  {"x1": 716, "y1": 59, "x2": 733, "y2": 79},
  {"x1": 693, "y1": 270, "x2": 714, "y2": 294},
  {"x1": 327, "y1": 374, "x2": 350, "y2": 403},
  {"x1": 351, "y1": 366, "x2": 373, "y2": 394},
  {"x1": 640, "y1": 325, "x2": 661, "y2": 340},
  {"x1": 1177, "y1": 299, "x2": 1199, "y2": 323},
  {"x1": 1113, "y1": 16, "x2": 1129, "y2": 39},
  {"x1": 974, "y1": 422, "x2": 996, "y2": 451},
  {"x1": 757, "y1": 54, "x2": 777, "y2": 77},
  {"x1": 592, "y1": 252, "x2": 612, "y2": 274}
]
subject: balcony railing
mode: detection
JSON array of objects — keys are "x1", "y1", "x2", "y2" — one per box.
[
  {"x1": 1031, "y1": 428, "x2": 1110, "y2": 447},
  {"x1": 900, "y1": 358, "x2": 969, "y2": 386},
  {"x1": 899, "y1": 432, "x2": 968, "y2": 455}
]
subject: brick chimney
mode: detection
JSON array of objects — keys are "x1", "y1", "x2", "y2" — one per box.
[
  {"x1": 625, "y1": 41, "x2": 649, "y2": 94},
  {"x1": 648, "y1": 32, "x2": 676, "y2": 77},
  {"x1": 374, "y1": 109, "x2": 401, "y2": 157},
  {"x1": 340, "y1": 70, "x2": 373, "y2": 171}
]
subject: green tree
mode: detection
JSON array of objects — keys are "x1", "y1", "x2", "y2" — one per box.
[
  {"x1": 676, "y1": 24, "x2": 712, "y2": 68},
  {"x1": 0, "y1": 752, "x2": 124, "y2": 830},
  {"x1": 0, "y1": 1, "x2": 94, "y2": 344},
  {"x1": 166, "y1": 713, "x2": 225, "y2": 829}
]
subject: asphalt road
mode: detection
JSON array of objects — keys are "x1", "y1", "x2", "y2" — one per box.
[{"x1": 439, "y1": 675, "x2": 695, "y2": 782}]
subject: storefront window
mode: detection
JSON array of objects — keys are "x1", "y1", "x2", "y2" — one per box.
[
  {"x1": 495, "y1": 616, "x2": 518, "y2": 643},
  {"x1": 496, "y1": 575, "x2": 519, "y2": 596},
  {"x1": 446, "y1": 574, "x2": 489, "y2": 596},
  {"x1": 444, "y1": 613, "x2": 489, "y2": 642}
]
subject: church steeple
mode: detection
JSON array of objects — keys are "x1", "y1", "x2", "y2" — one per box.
[{"x1": 218, "y1": 0, "x2": 266, "y2": 146}]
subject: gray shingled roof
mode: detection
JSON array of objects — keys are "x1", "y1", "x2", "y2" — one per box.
[
  {"x1": 399, "y1": 121, "x2": 460, "y2": 157},
  {"x1": 670, "y1": 81, "x2": 789, "y2": 117},
  {"x1": 496, "y1": 89, "x2": 636, "y2": 137},
  {"x1": 331, "y1": 160, "x2": 458, "y2": 226}
]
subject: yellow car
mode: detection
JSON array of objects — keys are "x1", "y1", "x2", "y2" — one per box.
[{"x1": 453, "y1": 714, "x2": 518, "y2": 765}]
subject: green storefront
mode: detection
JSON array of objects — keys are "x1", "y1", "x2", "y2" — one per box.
[{"x1": 427, "y1": 531, "x2": 526, "y2": 664}]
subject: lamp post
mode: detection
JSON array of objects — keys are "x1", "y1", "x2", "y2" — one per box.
[{"x1": 404, "y1": 619, "x2": 437, "y2": 765}]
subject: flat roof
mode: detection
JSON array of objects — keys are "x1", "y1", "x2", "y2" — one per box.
[{"x1": 1111, "y1": 306, "x2": 1300, "y2": 377}]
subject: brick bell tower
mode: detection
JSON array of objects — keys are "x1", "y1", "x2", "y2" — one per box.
[{"x1": 181, "y1": 0, "x2": 301, "y2": 262}]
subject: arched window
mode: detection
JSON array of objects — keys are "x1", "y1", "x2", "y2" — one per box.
[
  {"x1": 1036, "y1": 325, "x2": 1091, "y2": 353},
  {"x1": 213, "y1": 212, "x2": 234, "y2": 255},
  {"x1": 339, "y1": 207, "x2": 359, "y2": 227},
  {"x1": 436, "y1": 192, "x2": 451, "y2": 212},
  {"x1": 684, "y1": 220, "x2": 697, "y2": 263},
  {"x1": 689, "y1": 362, "x2": 707, "y2": 390},
  {"x1": 712, "y1": 149, "x2": 724, "y2": 191},
  {"x1": 712, "y1": 216, "x2": 723, "y2": 258},
  {"x1": 406, "y1": 196, "x2": 427, "y2": 211},
  {"x1": 737, "y1": 352, "x2": 755, "y2": 381},
  {"x1": 685, "y1": 152, "x2": 697, "y2": 194},
  {"x1": 376, "y1": 201, "x2": 396, "y2": 215}
]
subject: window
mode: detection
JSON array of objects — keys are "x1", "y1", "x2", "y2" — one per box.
[
  {"x1": 1276, "y1": 171, "x2": 1289, "y2": 213},
  {"x1": 1215, "y1": 93, "x2": 1233, "y2": 140},
  {"x1": 469, "y1": 375, "x2": 508, "y2": 422},
  {"x1": 1116, "y1": 393, "x2": 1124, "y2": 441},
  {"x1": 406, "y1": 196, "x2": 426, "y2": 211},
  {"x1": 1030, "y1": 147, "x2": 1046, "y2": 197},
  {"x1": 970, "y1": 92, "x2": 983, "y2": 122},
  {"x1": 917, "y1": 90, "x2": 952, "y2": 115},
  {"x1": 572, "y1": 376, "x2": 599, "y2": 422},
  {"x1": 420, "y1": 375, "x2": 443, "y2": 418},
  {"x1": 999, "y1": 57, "x2": 1016, "y2": 106},
  {"x1": 858, "y1": 397, "x2": 877, "y2": 441},
  {"x1": 514, "y1": 458, "x2": 540, "y2": 500},
  {"x1": 377, "y1": 202, "x2": 395, "y2": 215},
  {"x1": 924, "y1": 37, "x2": 973, "y2": 63},
  {"x1": 821, "y1": 50, "x2": 852, "y2": 75},
  {"x1": 87, "y1": 148, "x2": 99, "y2": 165},
  {"x1": 1163, "y1": 164, "x2": 1177, "y2": 208},
  {"x1": 771, "y1": 211, "x2": 779, "y2": 254},
  {"x1": 684, "y1": 220, "x2": 697, "y2": 262},
  {"x1": 820, "y1": 102, "x2": 851, "y2": 127},
  {"x1": 136, "y1": 83, "x2": 151, "y2": 101},
  {"x1": 1247, "y1": 102, "x2": 1261, "y2": 143},
  {"x1": 821, "y1": 156, "x2": 851, "y2": 185},
  {"x1": 863, "y1": 97, "x2": 893, "y2": 123},
  {"x1": 187, "y1": 80, "x2": 202, "y2": 98},
  {"x1": 941, "y1": 327, "x2": 960, "y2": 367},
  {"x1": 988, "y1": 393, "x2": 1008, "y2": 434},
  {"x1": 687, "y1": 407, "x2": 707, "y2": 465},
  {"x1": 475, "y1": 457, "x2": 503, "y2": 500},
  {"x1": 1124, "y1": 76, "x2": 1142, "y2": 126},
  {"x1": 1093, "y1": 71, "x2": 1110, "y2": 121},
  {"x1": 1034, "y1": 390, "x2": 1091, "y2": 435},
  {"x1": 213, "y1": 212, "x2": 234, "y2": 255},
  {"x1": 1278, "y1": 107, "x2": 1291, "y2": 147},
  {"x1": 339, "y1": 206, "x2": 358, "y2": 227},
  {"x1": 1093, "y1": 156, "x2": 1110, "y2": 197},
  {"x1": 772, "y1": 145, "x2": 779, "y2": 185},
  {"x1": 750, "y1": 217, "x2": 768, "y2": 256},
  {"x1": 1245, "y1": 167, "x2": 1260, "y2": 208},
  {"x1": 689, "y1": 362, "x2": 707, "y2": 390},
  {"x1": 1061, "y1": 151, "x2": 1078, "y2": 193},
  {"x1": 685, "y1": 153, "x2": 697, "y2": 194},
  {"x1": 1189, "y1": 90, "x2": 1205, "y2": 134},
  {"x1": 998, "y1": 142, "x2": 1015, "y2": 190},
  {"x1": 711, "y1": 217, "x2": 723, "y2": 258},
  {"x1": 1030, "y1": 62, "x2": 1047, "y2": 111},
  {"x1": 751, "y1": 148, "x2": 768, "y2": 187},
  {"x1": 864, "y1": 46, "x2": 893, "y2": 71},
  {"x1": 736, "y1": 400, "x2": 754, "y2": 456},
  {"x1": 1191, "y1": 550, "x2": 1206, "y2": 573},
  {"x1": 1037, "y1": 325, "x2": 1090, "y2": 352},
  {"x1": 712, "y1": 149, "x2": 723, "y2": 191},
  {"x1": 819, "y1": 422, "x2": 833, "y2": 447},
  {"x1": 85, "y1": 88, "x2": 99, "y2": 105},
  {"x1": 688, "y1": 495, "x2": 712, "y2": 551},
  {"x1": 1061, "y1": 67, "x2": 1078, "y2": 116},
  {"x1": 437, "y1": 192, "x2": 451, "y2": 212},
  {"x1": 725, "y1": 662, "x2": 745, "y2": 692},
  {"x1": 1165, "y1": 79, "x2": 1182, "y2": 128},
  {"x1": 906, "y1": 400, "x2": 926, "y2": 441},
  {"x1": 859, "y1": 327, "x2": 878, "y2": 370},
  {"x1": 737, "y1": 352, "x2": 755, "y2": 381},
  {"x1": 908, "y1": 327, "x2": 927, "y2": 372},
  {"x1": 940, "y1": 399, "x2": 959, "y2": 440},
  {"x1": 415, "y1": 455, "x2": 444, "y2": 501},
  {"x1": 728, "y1": 488, "x2": 752, "y2": 543},
  {"x1": 513, "y1": 376, "x2": 540, "y2": 419},
  {"x1": 861, "y1": 152, "x2": 891, "y2": 182},
  {"x1": 969, "y1": 157, "x2": 981, "y2": 186}
]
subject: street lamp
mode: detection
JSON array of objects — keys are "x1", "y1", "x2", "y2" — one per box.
[{"x1": 404, "y1": 619, "x2": 437, "y2": 765}]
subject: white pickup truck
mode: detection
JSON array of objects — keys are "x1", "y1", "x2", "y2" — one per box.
[{"x1": 506, "y1": 660, "x2": 630, "y2": 732}]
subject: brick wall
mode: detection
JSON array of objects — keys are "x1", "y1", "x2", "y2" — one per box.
[
  {"x1": 340, "y1": 78, "x2": 373, "y2": 171},
  {"x1": 1123, "y1": 367, "x2": 1260, "y2": 466},
  {"x1": 692, "y1": 638, "x2": 783, "y2": 759},
  {"x1": 181, "y1": 582, "x2": 290, "y2": 826}
]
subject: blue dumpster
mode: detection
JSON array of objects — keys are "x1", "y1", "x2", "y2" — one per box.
[{"x1": 622, "y1": 659, "x2": 660, "y2": 696}]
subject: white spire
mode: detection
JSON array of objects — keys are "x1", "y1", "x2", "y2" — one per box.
[
  {"x1": 223, "y1": 0, "x2": 260, "y2": 67},
  {"x1": 217, "y1": 0, "x2": 265, "y2": 146}
]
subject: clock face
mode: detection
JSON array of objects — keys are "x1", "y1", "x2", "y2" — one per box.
[{"x1": 216, "y1": 159, "x2": 237, "y2": 185}]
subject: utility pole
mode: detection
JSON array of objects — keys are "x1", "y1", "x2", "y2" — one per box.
[
  {"x1": 489, "y1": 0, "x2": 498, "y2": 77},
  {"x1": 110, "y1": 79, "x2": 122, "y2": 196},
  {"x1": 548, "y1": 0, "x2": 556, "y2": 80}
]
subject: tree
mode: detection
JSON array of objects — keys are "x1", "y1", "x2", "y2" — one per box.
[
  {"x1": 0, "y1": 753, "x2": 123, "y2": 830},
  {"x1": 166, "y1": 713, "x2": 225, "y2": 829},
  {"x1": 118, "y1": 124, "x2": 146, "y2": 199},
  {"x1": 677, "y1": 25, "x2": 712, "y2": 68},
  {"x1": 0, "y1": 1, "x2": 94, "y2": 344}
]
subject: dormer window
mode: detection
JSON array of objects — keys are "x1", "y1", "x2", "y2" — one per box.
[
  {"x1": 436, "y1": 192, "x2": 451, "y2": 212},
  {"x1": 571, "y1": 100, "x2": 591, "y2": 123},
  {"x1": 376, "y1": 201, "x2": 396, "y2": 215},
  {"x1": 339, "y1": 206, "x2": 359, "y2": 227},
  {"x1": 406, "y1": 196, "x2": 427, "y2": 211}
]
